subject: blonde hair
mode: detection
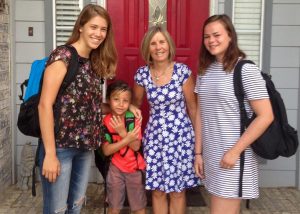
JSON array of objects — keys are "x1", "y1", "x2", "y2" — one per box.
[
  {"x1": 66, "y1": 4, "x2": 117, "y2": 78},
  {"x1": 140, "y1": 25, "x2": 175, "y2": 65}
]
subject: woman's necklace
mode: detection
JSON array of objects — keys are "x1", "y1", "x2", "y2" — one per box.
[{"x1": 152, "y1": 63, "x2": 172, "y2": 81}]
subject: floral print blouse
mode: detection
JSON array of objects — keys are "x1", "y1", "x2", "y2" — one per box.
[{"x1": 46, "y1": 45, "x2": 103, "y2": 150}]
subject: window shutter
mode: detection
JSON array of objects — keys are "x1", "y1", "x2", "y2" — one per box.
[
  {"x1": 233, "y1": 0, "x2": 264, "y2": 66},
  {"x1": 55, "y1": 0, "x2": 83, "y2": 47}
]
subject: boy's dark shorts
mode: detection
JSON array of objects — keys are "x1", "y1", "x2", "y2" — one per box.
[{"x1": 106, "y1": 164, "x2": 147, "y2": 211}]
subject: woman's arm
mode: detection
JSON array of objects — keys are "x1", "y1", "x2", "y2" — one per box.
[
  {"x1": 221, "y1": 98, "x2": 274, "y2": 169},
  {"x1": 183, "y1": 75, "x2": 197, "y2": 131},
  {"x1": 194, "y1": 96, "x2": 204, "y2": 178},
  {"x1": 183, "y1": 75, "x2": 204, "y2": 178},
  {"x1": 132, "y1": 82, "x2": 145, "y2": 108},
  {"x1": 129, "y1": 82, "x2": 145, "y2": 119},
  {"x1": 38, "y1": 60, "x2": 67, "y2": 183}
]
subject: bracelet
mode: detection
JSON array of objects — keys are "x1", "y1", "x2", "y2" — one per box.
[{"x1": 195, "y1": 153, "x2": 202, "y2": 155}]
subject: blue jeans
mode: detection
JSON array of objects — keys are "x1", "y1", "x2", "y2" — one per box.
[{"x1": 39, "y1": 144, "x2": 92, "y2": 214}]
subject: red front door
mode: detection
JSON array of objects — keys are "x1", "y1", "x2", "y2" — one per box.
[{"x1": 107, "y1": 0, "x2": 209, "y2": 125}]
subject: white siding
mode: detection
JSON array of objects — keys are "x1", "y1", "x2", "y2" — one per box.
[{"x1": 263, "y1": 0, "x2": 300, "y2": 187}]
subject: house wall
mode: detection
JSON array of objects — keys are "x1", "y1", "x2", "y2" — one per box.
[
  {"x1": 0, "y1": 0, "x2": 12, "y2": 191},
  {"x1": 260, "y1": 0, "x2": 300, "y2": 187}
]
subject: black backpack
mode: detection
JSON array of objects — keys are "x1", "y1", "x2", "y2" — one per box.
[
  {"x1": 234, "y1": 60, "x2": 298, "y2": 160},
  {"x1": 234, "y1": 60, "x2": 299, "y2": 201},
  {"x1": 17, "y1": 45, "x2": 79, "y2": 138}
]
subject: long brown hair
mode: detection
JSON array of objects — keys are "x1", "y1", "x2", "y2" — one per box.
[
  {"x1": 198, "y1": 14, "x2": 245, "y2": 75},
  {"x1": 140, "y1": 25, "x2": 176, "y2": 65},
  {"x1": 66, "y1": 4, "x2": 117, "y2": 78}
]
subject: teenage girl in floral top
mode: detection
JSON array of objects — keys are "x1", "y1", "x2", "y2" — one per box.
[{"x1": 38, "y1": 4, "x2": 118, "y2": 214}]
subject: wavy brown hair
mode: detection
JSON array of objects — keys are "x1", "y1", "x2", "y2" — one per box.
[
  {"x1": 66, "y1": 4, "x2": 117, "y2": 78},
  {"x1": 140, "y1": 25, "x2": 176, "y2": 65},
  {"x1": 198, "y1": 14, "x2": 245, "y2": 75}
]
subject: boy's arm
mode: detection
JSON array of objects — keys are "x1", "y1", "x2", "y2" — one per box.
[
  {"x1": 127, "y1": 139, "x2": 141, "y2": 151},
  {"x1": 102, "y1": 126, "x2": 141, "y2": 156}
]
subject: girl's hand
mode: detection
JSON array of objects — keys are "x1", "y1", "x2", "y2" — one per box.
[
  {"x1": 220, "y1": 149, "x2": 240, "y2": 169},
  {"x1": 194, "y1": 155, "x2": 205, "y2": 179},
  {"x1": 42, "y1": 154, "x2": 61, "y2": 183},
  {"x1": 110, "y1": 116, "x2": 127, "y2": 138},
  {"x1": 129, "y1": 104, "x2": 142, "y2": 119}
]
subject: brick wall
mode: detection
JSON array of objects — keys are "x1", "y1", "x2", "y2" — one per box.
[{"x1": 0, "y1": 0, "x2": 12, "y2": 192}]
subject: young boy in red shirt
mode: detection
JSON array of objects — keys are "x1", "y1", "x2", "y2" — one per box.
[{"x1": 102, "y1": 80, "x2": 147, "y2": 214}]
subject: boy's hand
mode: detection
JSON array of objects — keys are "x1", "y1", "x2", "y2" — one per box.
[
  {"x1": 110, "y1": 116, "x2": 127, "y2": 138},
  {"x1": 125, "y1": 126, "x2": 141, "y2": 143}
]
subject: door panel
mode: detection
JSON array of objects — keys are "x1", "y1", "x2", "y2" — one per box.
[
  {"x1": 167, "y1": 0, "x2": 209, "y2": 75},
  {"x1": 107, "y1": 0, "x2": 148, "y2": 86}
]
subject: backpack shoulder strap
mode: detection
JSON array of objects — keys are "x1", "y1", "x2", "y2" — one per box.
[
  {"x1": 53, "y1": 45, "x2": 79, "y2": 134},
  {"x1": 233, "y1": 59, "x2": 255, "y2": 127},
  {"x1": 118, "y1": 111, "x2": 136, "y2": 157},
  {"x1": 125, "y1": 111, "x2": 135, "y2": 132},
  {"x1": 103, "y1": 125, "x2": 114, "y2": 144},
  {"x1": 57, "y1": 45, "x2": 79, "y2": 95},
  {"x1": 233, "y1": 60, "x2": 255, "y2": 101},
  {"x1": 233, "y1": 59, "x2": 255, "y2": 198}
]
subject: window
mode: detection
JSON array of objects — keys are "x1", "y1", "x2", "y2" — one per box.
[
  {"x1": 232, "y1": 0, "x2": 265, "y2": 67},
  {"x1": 53, "y1": 0, "x2": 83, "y2": 47}
]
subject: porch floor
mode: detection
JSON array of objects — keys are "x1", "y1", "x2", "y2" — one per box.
[{"x1": 0, "y1": 183, "x2": 300, "y2": 213}]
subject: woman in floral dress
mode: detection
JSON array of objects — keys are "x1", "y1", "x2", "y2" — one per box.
[{"x1": 133, "y1": 25, "x2": 202, "y2": 214}]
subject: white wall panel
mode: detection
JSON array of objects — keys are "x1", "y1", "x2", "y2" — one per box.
[
  {"x1": 259, "y1": 170, "x2": 296, "y2": 187},
  {"x1": 15, "y1": 1, "x2": 44, "y2": 21},
  {"x1": 15, "y1": 43, "x2": 45, "y2": 63},
  {"x1": 272, "y1": 26, "x2": 300, "y2": 46},
  {"x1": 273, "y1": 4, "x2": 300, "y2": 25},
  {"x1": 286, "y1": 109, "x2": 298, "y2": 128},
  {"x1": 277, "y1": 89, "x2": 298, "y2": 109},
  {"x1": 15, "y1": 63, "x2": 31, "y2": 84},
  {"x1": 271, "y1": 68, "x2": 299, "y2": 89},
  {"x1": 271, "y1": 47, "x2": 300, "y2": 68},
  {"x1": 15, "y1": 21, "x2": 45, "y2": 42},
  {"x1": 273, "y1": 0, "x2": 300, "y2": 4},
  {"x1": 259, "y1": 156, "x2": 296, "y2": 171}
]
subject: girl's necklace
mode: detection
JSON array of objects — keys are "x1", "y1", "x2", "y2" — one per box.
[{"x1": 152, "y1": 63, "x2": 172, "y2": 81}]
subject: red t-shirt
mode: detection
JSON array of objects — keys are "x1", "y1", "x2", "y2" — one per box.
[{"x1": 102, "y1": 113, "x2": 146, "y2": 173}]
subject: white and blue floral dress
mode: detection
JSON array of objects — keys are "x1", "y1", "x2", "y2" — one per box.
[{"x1": 134, "y1": 62, "x2": 200, "y2": 193}]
